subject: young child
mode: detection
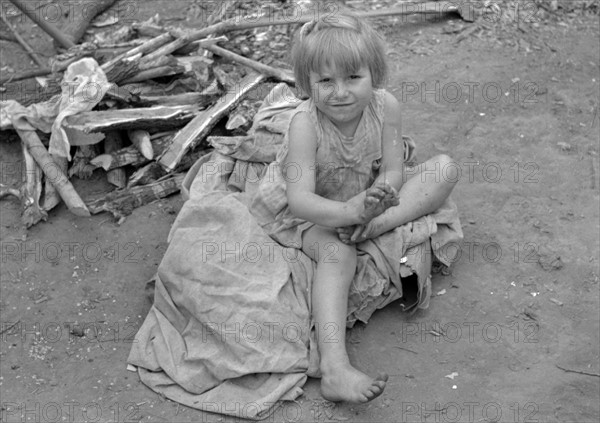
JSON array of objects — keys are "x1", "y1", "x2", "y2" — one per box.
[{"x1": 254, "y1": 9, "x2": 459, "y2": 403}]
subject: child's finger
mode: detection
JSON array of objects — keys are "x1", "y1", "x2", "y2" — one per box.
[
  {"x1": 382, "y1": 185, "x2": 397, "y2": 199},
  {"x1": 336, "y1": 227, "x2": 353, "y2": 243},
  {"x1": 367, "y1": 187, "x2": 386, "y2": 200},
  {"x1": 384, "y1": 191, "x2": 399, "y2": 204},
  {"x1": 364, "y1": 197, "x2": 379, "y2": 209},
  {"x1": 350, "y1": 225, "x2": 364, "y2": 242}
]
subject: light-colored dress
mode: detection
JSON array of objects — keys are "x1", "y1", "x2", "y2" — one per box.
[
  {"x1": 127, "y1": 83, "x2": 462, "y2": 419},
  {"x1": 251, "y1": 88, "x2": 393, "y2": 248}
]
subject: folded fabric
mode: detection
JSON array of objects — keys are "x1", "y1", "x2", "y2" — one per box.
[{"x1": 128, "y1": 83, "x2": 463, "y2": 419}]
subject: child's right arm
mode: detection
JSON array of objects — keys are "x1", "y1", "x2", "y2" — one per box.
[{"x1": 285, "y1": 112, "x2": 368, "y2": 228}]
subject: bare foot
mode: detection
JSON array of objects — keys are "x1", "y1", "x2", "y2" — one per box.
[
  {"x1": 336, "y1": 219, "x2": 385, "y2": 244},
  {"x1": 336, "y1": 226, "x2": 354, "y2": 244},
  {"x1": 359, "y1": 181, "x2": 399, "y2": 223},
  {"x1": 321, "y1": 363, "x2": 388, "y2": 403}
]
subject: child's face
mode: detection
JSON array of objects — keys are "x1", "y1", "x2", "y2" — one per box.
[{"x1": 308, "y1": 64, "x2": 374, "y2": 134}]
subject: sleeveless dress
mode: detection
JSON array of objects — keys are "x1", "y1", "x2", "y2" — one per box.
[{"x1": 250, "y1": 89, "x2": 387, "y2": 248}]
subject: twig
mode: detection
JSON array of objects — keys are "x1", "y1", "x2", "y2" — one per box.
[
  {"x1": 101, "y1": 33, "x2": 173, "y2": 71},
  {"x1": 119, "y1": 65, "x2": 185, "y2": 84},
  {"x1": 203, "y1": 44, "x2": 294, "y2": 84},
  {"x1": 555, "y1": 364, "x2": 600, "y2": 377},
  {"x1": 7, "y1": 0, "x2": 75, "y2": 49},
  {"x1": 0, "y1": 67, "x2": 53, "y2": 85},
  {"x1": 0, "y1": 13, "x2": 45, "y2": 67},
  {"x1": 136, "y1": 2, "x2": 468, "y2": 63}
]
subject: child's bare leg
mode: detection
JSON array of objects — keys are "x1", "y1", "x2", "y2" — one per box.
[
  {"x1": 353, "y1": 154, "x2": 459, "y2": 241},
  {"x1": 360, "y1": 180, "x2": 399, "y2": 223},
  {"x1": 337, "y1": 183, "x2": 398, "y2": 244},
  {"x1": 302, "y1": 225, "x2": 388, "y2": 402}
]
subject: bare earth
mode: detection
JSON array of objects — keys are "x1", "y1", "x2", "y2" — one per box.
[{"x1": 1, "y1": 1, "x2": 599, "y2": 422}]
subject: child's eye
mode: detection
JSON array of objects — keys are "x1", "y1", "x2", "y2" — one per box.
[
  {"x1": 319, "y1": 78, "x2": 331, "y2": 83},
  {"x1": 349, "y1": 75, "x2": 362, "y2": 80}
]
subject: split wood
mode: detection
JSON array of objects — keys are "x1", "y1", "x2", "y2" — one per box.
[
  {"x1": 158, "y1": 71, "x2": 266, "y2": 172},
  {"x1": 16, "y1": 129, "x2": 90, "y2": 216},
  {"x1": 63, "y1": 105, "x2": 200, "y2": 134},
  {"x1": 85, "y1": 173, "x2": 185, "y2": 218}
]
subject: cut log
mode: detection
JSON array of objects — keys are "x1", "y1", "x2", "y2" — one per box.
[
  {"x1": 63, "y1": 105, "x2": 200, "y2": 133},
  {"x1": 16, "y1": 129, "x2": 90, "y2": 217},
  {"x1": 85, "y1": 173, "x2": 185, "y2": 219},
  {"x1": 104, "y1": 132, "x2": 127, "y2": 188},
  {"x1": 90, "y1": 134, "x2": 174, "y2": 171},
  {"x1": 158, "y1": 71, "x2": 266, "y2": 172},
  {"x1": 20, "y1": 141, "x2": 47, "y2": 227},
  {"x1": 127, "y1": 129, "x2": 153, "y2": 160}
]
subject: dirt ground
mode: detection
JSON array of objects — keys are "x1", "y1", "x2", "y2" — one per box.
[{"x1": 1, "y1": 1, "x2": 599, "y2": 422}]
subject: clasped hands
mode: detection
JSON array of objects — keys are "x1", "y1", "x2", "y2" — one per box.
[{"x1": 337, "y1": 180, "x2": 399, "y2": 244}]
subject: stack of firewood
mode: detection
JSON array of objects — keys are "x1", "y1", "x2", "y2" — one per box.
[{"x1": 0, "y1": 0, "x2": 472, "y2": 227}]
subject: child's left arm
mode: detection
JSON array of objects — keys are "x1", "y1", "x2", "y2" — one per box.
[
  {"x1": 376, "y1": 91, "x2": 405, "y2": 192},
  {"x1": 338, "y1": 92, "x2": 405, "y2": 244}
]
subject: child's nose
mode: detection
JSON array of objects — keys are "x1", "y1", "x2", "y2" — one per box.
[{"x1": 335, "y1": 81, "x2": 349, "y2": 98}]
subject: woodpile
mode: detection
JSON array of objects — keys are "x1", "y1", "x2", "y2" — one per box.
[{"x1": 0, "y1": 0, "x2": 475, "y2": 227}]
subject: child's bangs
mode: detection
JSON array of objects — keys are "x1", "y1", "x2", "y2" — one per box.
[{"x1": 308, "y1": 29, "x2": 369, "y2": 76}]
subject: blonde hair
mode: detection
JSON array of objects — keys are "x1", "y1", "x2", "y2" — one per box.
[{"x1": 291, "y1": 8, "x2": 388, "y2": 97}]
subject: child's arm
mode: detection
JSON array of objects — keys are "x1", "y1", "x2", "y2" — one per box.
[
  {"x1": 285, "y1": 112, "x2": 369, "y2": 228},
  {"x1": 375, "y1": 91, "x2": 405, "y2": 192},
  {"x1": 340, "y1": 92, "x2": 405, "y2": 243}
]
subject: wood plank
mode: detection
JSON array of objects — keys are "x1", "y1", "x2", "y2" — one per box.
[
  {"x1": 158, "y1": 71, "x2": 266, "y2": 172},
  {"x1": 85, "y1": 174, "x2": 185, "y2": 218},
  {"x1": 63, "y1": 105, "x2": 200, "y2": 133}
]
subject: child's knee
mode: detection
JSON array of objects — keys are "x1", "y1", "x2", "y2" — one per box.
[{"x1": 435, "y1": 154, "x2": 460, "y2": 186}]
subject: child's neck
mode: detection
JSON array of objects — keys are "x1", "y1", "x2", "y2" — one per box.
[{"x1": 327, "y1": 112, "x2": 364, "y2": 139}]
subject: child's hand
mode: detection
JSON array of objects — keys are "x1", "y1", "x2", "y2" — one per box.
[
  {"x1": 337, "y1": 223, "x2": 375, "y2": 244},
  {"x1": 359, "y1": 181, "x2": 399, "y2": 223}
]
